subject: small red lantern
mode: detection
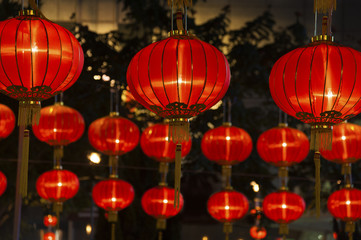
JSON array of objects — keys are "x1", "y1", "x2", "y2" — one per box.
[
  {"x1": 0, "y1": 171, "x2": 7, "y2": 197},
  {"x1": 43, "y1": 215, "x2": 58, "y2": 227},
  {"x1": 250, "y1": 226, "x2": 267, "y2": 239},
  {"x1": 88, "y1": 114, "x2": 139, "y2": 156},
  {"x1": 141, "y1": 123, "x2": 192, "y2": 163},
  {"x1": 207, "y1": 190, "x2": 249, "y2": 238},
  {"x1": 92, "y1": 179, "x2": 134, "y2": 222},
  {"x1": 328, "y1": 188, "x2": 361, "y2": 237},
  {"x1": 43, "y1": 232, "x2": 55, "y2": 240},
  {"x1": 32, "y1": 103, "x2": 85, "y2": 159},
  {"x1": 36, "y1": 169, "x2": 79, "y2": 211},
  {"x1": 320, "y1": 122, "x2": 361, "y2": 164},
  {"x1": 0, "y1": 104, "x2": 15, "y2": 140},
  {"x1": 263, "y1": 191, "x2": 305, "y2": 235},
  {"x1": 257, "y1": 125, "x2": 309, "y2": 167},
  {"x1": 201, "y1": 124, "x2": 253, "y2": 166}
]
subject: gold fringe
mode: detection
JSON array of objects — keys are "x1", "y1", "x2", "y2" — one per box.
[
  {"x1": 159, "y1": 162, "x2": 169, "y2": 186},
  {"x1": 108, "y1": 211, "x2": 118, "y2": 223},
  {"x1": 54, "y1": 146, "x2": 63, "y2": 168},
  {"x1": 158, "y1": 231, "x2": 163, "y2": 240},
  {"x1": 279, "y1": 223, "x2": 289, "y2": 235},
  {"x1": 174, "y1": 144, "x2": 182, "y2": 209},
  {"x1": 314, "y1": 0, "x2": 337, "y2": 14},
  {"x1": 20, "y1": 129, "x2": 30, "y2": 197},
  {"x1": 310, "y1": 127, "x2": 332, "y2": 151},
  {"x1": 223, "y1": 222, "x2": 232, "y2": 234},
  {"x1": 346, "y1": 221, "x2": 355, "y2": 240},
  {"x1": 111, "y1": 223, "x2": 115, "y2": 240},
  {"x1": 341, "y1": 163, "x2": 352, "y2": 175},
  {"x1": 279, "y1": 167, "x2": 289, "y2": 190},
  {"x1": 18, "y1": 101, "x2": 41, "y2": 127},
  {"x1": 314, "y1": 151, "x2": 321, "y2": 217},
  {"x1": 168, "y1": 119, "x2": 189, "y2": 144},
  {"x1": 167, "y1": 0, "x2": 192, "y2": 8},
  {"x1": 109, "y1": 156, "x2": 119, "y2": 179},
  {"x1": 53, "y1": 202, "x2": 63, "y2": 215},
  {"x1": 156, "y1": 219, "x2": 167, "y2": 230},
  {"x1": 222, "y1": 165, "x2": 232, "y2": 189}
]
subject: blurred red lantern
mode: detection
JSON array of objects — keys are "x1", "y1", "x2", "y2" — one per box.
[
  {"x1": 36, "y1": 169, "x2": 79, "y2": 207},
  {"x1": 201, "y1": 124, "x2": 252, "y2": 165},
  {"x1": 250, "y1": 226, "x2": 267, "y2": 239},
  {"x1": 92, "y1": 179, "x2": 134, "y2": 222},
  {"x1": 0, "y1": 171, "x2": 7, "y2": 197},
  {"x1": 328, "y1": 187, "x2": 361, "y2": 237},
  {"x1": 0, "y1": 10, "x2": 83, "y2": 126},
  {"x1": 257, "y1": 125, "x2": 309, "y2": 167},
  {"x1": 32, "y1": 103, "x2": 85, "y2": 159},
  {"x1": 142, "y1": 186, "x2": 184, "y2": 219},
  {"x1": 88, "y1": 114, "x2": 139, "y2": 156},
  {"x1": 43, "y1": 215, "x2": 58, "y2": 227},
  {"x1": 0, "y1": 104, "x2": 15, "y2": 140},
  {"x1": 141, "y1": 123, "x2": 192, "y2": 162},
  {"x1": 43, "y1": 232, "x2": 55, "y2": 240},
  {"x1": 321, "y1": 122, "x2": 361, "y2": 164},
  {"x1": 263, "y1": 191, "x2": 305, "y2": 235}
]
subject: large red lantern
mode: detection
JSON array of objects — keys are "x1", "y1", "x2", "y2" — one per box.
[
  {"x1": 43, "y1": 215, "x2": 58, "y2": 227},
  {"x1": 43, "y1": 232, "x2": 55, "y2": 240},
  {"x1": 36, "y1": 169, "x2": 79, "y2": 211},
  {"x1": 0, "y1": 10, "x2": 83, "y2": 126},
  {"x1": 0, "y1": 171, "x2": 7, "y2": 197},
  {"x1": 32, "y1": 103, "x2": 85, "y2": 160},
  {"x1": 141, "y1": 123, "x2": 192, "y2": 163},
  {"x1": 320, "y1": 122, "x2": 361, "y2": 164},
  {"x1": 88, "y1": 114, "x2": 139, "y2": 156},
  {"x1": 207, "y1": 190, "x2": 249, "y2": 238},
  {"x1": 250, "y1": 226, "x2": 267, "y2": 240},
  {"x1": 92, "y1": 179, "x2": 134, "y2": 222},
  {"x1": 263, "y1": 191, "x2": 305, "y2": 235},
  {"x1": 0, "y1": 104, "x2": 15, "y2": 140},
  {"x1": 141, "y1": 186, "x2": 184, "y2": 230},
  {"x1": 328, "y1": 187, "x2": 361, "y2": 238},
  {"x1": 257, "y1": 125, "x2": 309, "y2": 167},
  {"x1": 201, "y1": 124, "x2": 253, "y2": 166}
]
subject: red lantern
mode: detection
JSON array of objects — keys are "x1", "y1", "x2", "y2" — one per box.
[
  {"x1": 320, "y1": 122, "x2": 361, "y2": 164},
  {"x1": 263, "y1": 191, "x2": 305, "y2": 235},
  {"x1": 43, "y1": 232, "x2": 55, "y2": 240},
  {"x1": 43, "y1": 215, "x2": 58, "y2": 227},
  {"x1": 88, "y1": 114, "x2": 139, "y2": 156},
  {"x1": 36, "y1": 169, "x2": 79, "y2": 203},
  {"x1": 92, "y1": 179, "x2": 134, "y2": 222},
  {"x1": 141, "y1": 186, "x2": 184, "y2": 219},
  {"x1": 141, "y1": 123, "x2": 192, "y2": 162},
  {"x1": 257, "y1": 125, "x2": 309, "y2": 167},
  {"x1": 0, "y1": 10, "x2": 84, "y2": 126},
  {"x1": 250, "y1": 226, "x2": 267, "y2": 239},
  {"x1": 201, "y1": 124, "x2": 253, "y2": 165},
  {"x1": 0, "y1": 171, "x2": 7, "y2": 197},
  {"x1": 0, "y1": 104, "x2": 15, "y2": 140},
  {"x1": 207, "y1": 190, "x2": 249, "y2": 222},
  {"x1": 328, "y1": 187, "x2": 361, "y2": 236}
]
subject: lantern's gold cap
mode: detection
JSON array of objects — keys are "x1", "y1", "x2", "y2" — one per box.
[
  {"x1": 311, "y1": 35, "x2": 334, "y2": 43},
  {"x1": 18, "y1": 10, "x2": 40, "y2": 17},
  {"x1": 169, "y1": 30, "x2": 189, "y2": 36}
]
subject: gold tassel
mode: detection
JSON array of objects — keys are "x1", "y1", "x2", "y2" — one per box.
[
  {"x1": 346, "y1": 221, "x2": 355, "y2": 240},
  {"x1": 108, "y1": 211, "x2": 118, "y2": 223},
  {"x1": 310, "y1": 127, "x2": 332, "y2": 151},
  {"x1": 314, "y1": 151, "x2": 321, "y2": 217},
  {"x1": 223, "y1": 222, "x2": 232, "y2": 240},
  {"x1": 111, "y1": 223, "x2": 115, "y2": 240},
  {"x1": 54, "y1": 146, "x2": 63, "y2": 169},
  {"x1": 18, "y1": 101, "x2": 41, "y2": 127},
  {"x1": 53, "y1": 202, "x2": 63, "y2": 215},
  {"x1": 314, "y1": 0, "x2": 336, "y2": 14},
  {"x1": 278, "y1": 167, "x2": 289, "y2": 190},
  {"x1": 167, "y1": 0, "x2": 192, "y2": 8},
  {"x1": 109, "y1": 156, "x2": 119, "y2": 179},
  {"x1": 174, "y1": 144, "x2": 182, "y2": 209},
  {"x1": 279, "y1": 223, "x2": 289, "y2": 235},
  {"x1": 168, "y1": 118, "x2": 189, "y2": 143},
  {"x1": 159, "y1": 162, "x2": 169, "y2": 186},
  {"x1": 156, "y1": 219, "x2": 167, "y2": 230},
  {"x1": 20, "y1": 129, "x2": 30, "y2": 197},
  {"x1": 222, "y1": 165, "x2": 232, "y2": 189},
  {"x1": 158, "y1": 231, "x2": 163, "y2": 240}
]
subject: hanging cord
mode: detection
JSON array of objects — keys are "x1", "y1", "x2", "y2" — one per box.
[
  {"x1": 278, "y1": 167, "x2": 288, "y2": 190},
  {"x1": 109, "y1": 156, "x2": 119, "y2": 179},
  {"x1": 111, "y1": 223, "x2": 116, "y2": 240},
  {"x1": 313, "y1": 0, "x2": 336, "y2": 36},
  {"x1": 342, "y1": 163, "x2": 352, "y2": 188},
  {"x1": 223, "y1": 97, "x2": 232, "y2": 124},
  {"x1": 29, "y1": 0, "x2": 48, "y2": 19},
  {"x1": 159, "y1": 162, "x2": 169, "y2": 186},
  {"x1": 314, "y1": 0, "x2": 318, "y2": 36},
  {"x1": 222, "y1": 165, "x2": 232, "y2": 190}
]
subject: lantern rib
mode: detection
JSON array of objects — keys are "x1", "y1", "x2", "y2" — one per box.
[
  {"x1": 161, "y1": 38, "x2": 173, "y2": 106},
  {"x1": 0, "y1": 20, "x2": 14, "y2": 88},
  {"x1": 38, "y1": 19, "x2": 50, "y2": 88},
  {"x1": 308, "y1": 45, "x2": 319, "y2": 117},
  {"x1": 320, "y1": 44, "x2": 330, "y2": 114},
  {"x1": 329, "y1": 46, "x2": 344, "y2": 113},
  {"x1": 176, "y1": 39, "x2": 180, "y2": 103},
  {"x1": 282, "y1": 49, "x2": 299, "y2": 115},
  {"x1": 185, "y1": 38, "x2": 193, "y2": 108},
  {"x1": 194, "y1": 39, "x2": 208, "y2": 105},
  {"x1": 15, "y1": 19, "x2": 25, "y2": 88},
  {"x1": 52, "y1": 29, "x2": 76, "y2": 93},
  {"x1": 46, "y1": 21, "x2": 63, "y2": 90},
  {"x1": 294, "y1": 47, "x2": 308, "y2": 114},
  {"x1": 30, "y1": 19, "x2": 34, "y2": 90},
  {"x1": 148, "y1": 40, "x2": 166, "y2": 108},
  {"x1": 270, "y1": 59, "x2": 289, "y2": 112},
  {"x1": 337, "y1": 47, "x2": 359, "y2": 116},
  {"x1": 134, "y1": 49, "x2": 153, "y2": 106}
]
